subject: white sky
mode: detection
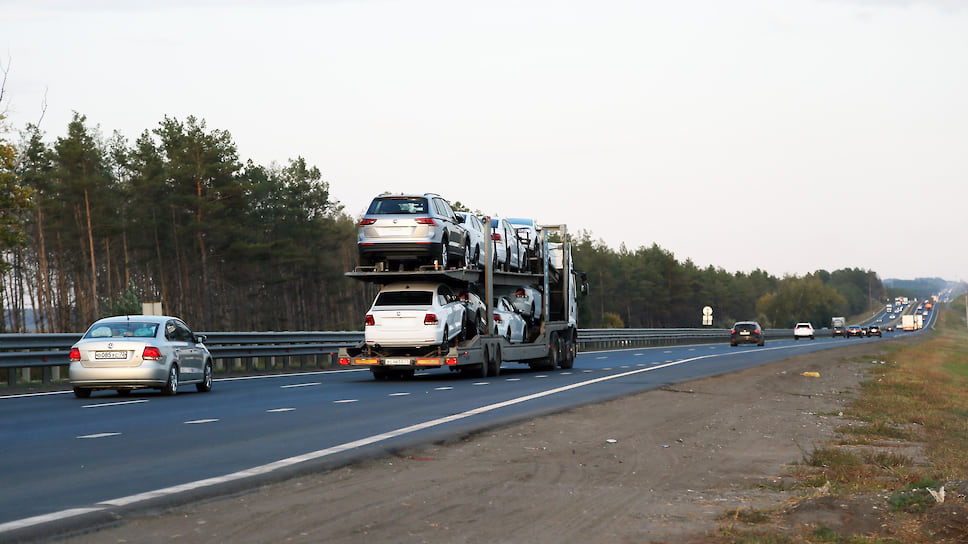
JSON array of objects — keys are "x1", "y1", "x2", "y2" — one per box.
[{"x1": 2, "y1": 0, "x2": 966, "y2": 281}]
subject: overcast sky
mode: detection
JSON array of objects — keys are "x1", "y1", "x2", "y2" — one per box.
[{"x1": 2, "y1": 0, "x2": 966, "y2": 281}]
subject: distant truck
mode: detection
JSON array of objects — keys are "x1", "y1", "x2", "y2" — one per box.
[
  {"x1": 902, "y1": 314, "x2": 916, "y2": 331},
  {"x1": 831, "y1": 317, "x2": 847, "y2": 337}
]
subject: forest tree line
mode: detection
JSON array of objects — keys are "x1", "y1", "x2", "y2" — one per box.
[{"x1": 0, "y1": 112, "x2": 914, "y2": 333}]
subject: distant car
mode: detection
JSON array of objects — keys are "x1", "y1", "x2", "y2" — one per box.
[
  {"x1": 867, "y1": 325, "x2": 882, "y2": 337},
  {"x1": 357, "y1": 193, "x2": 468, "y2": 270},
  {"x1": 456, "y1": 212, "x2": 488, "y2": 269},
  {"x1": 846, "y1": 325, "x2": 864, "y2": 338},
  {"x1": 492, "y1": 295, "x2": 528, "y2": 343},
  {"x1": 730, "y1": 321, "x2": 764, "y2": 347},
  {"x1": 364, "y1": 282, "x2": 467, "y2": 351},
  {"x1": 831, "y1": 325, "x2": 847, "y2": 338},
  {"x1": 793, "y1": 322, "x2": 815, "y2": 340},
  {"x1": 885, "y1": 325, "x2": 895, "y2": 332},
  {"x1": 69, "y1": 315, "x2": 213, "y2": 398}
]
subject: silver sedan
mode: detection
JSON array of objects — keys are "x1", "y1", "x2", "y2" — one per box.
[{"x1": 68, "y1": 315, "x2": 213, "y2": 398}]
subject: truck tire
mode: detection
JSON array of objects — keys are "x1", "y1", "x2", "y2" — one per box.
[
  {"x1": 530, "y1": 333, "x2": 558, "y2": 371},
  {"x1": 558, "y1": 337, "x2": 574, "y2": 369}
]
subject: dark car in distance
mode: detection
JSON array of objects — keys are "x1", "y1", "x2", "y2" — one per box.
[
  {"x1": 730, "y1": 321, "x2": 765, "y2": 347},
  {"x1": 867, "y1": 325, "x2": 882, "y2": 337},
  {"x1": 832, "y1": 325, "x2": 847, "y2": 337},
  {"x1": 846, "y1": 325, "x2": 864, "y2": 338}
]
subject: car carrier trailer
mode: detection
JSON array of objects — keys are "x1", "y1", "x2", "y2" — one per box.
[{"x1": 338, "y1": 224, "x2": 586, "y2": 379}]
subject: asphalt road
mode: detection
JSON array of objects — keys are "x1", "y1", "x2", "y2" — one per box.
[{"x1": 0, "y1": 326, "x2": 926, "y2": 540}]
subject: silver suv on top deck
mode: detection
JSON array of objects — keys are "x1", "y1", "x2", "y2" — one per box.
[{"x1": 358, "y1": 193, "x2": 469, "y2": 270}]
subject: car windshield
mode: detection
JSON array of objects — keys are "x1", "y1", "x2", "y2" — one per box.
[
  {"x1": 84, "y1": 322, "x2": 159, "y2": 339},
  {"x1": 374, "y1": 291, "x2": 434, "y2": 306},
  {"x1": 366, "y1": 198, "x2": 428, "y2": 215}
]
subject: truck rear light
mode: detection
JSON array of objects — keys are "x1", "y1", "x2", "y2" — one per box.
[
  {"x1": 69, "y1": 347, "x2": 80, "y2": 362},
  {"x1": 142, "y1": 346, "x2": 162, "y2": 360},
  {"x1": 415, "y1": 358, "x2": 440, "y2": 366},
  {"x1": 415, "y1": 218, "x2": 437, "y2": 225},
  {"x1": 424, "y1": 313, "x2": 439, "y2": 325},
  {"x1": 338, "y1": 357, "x2": 352, "y2": 366},
  {"x1": 445, "y1": 357, "x2": 458, "y2": 365},
  {"x1": 359, "y1": 218, "x2": 377, "y2": 226},
  {"x1": 365, "y1": 314, "x2": 375, "y2": 326}
]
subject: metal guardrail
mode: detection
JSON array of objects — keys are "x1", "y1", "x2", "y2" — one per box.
[
  {"x1": 0, "y1": 332, "x2": 364, "y2": 387},
  {"x1": 1, "y1": 328, "x2": 797, "y2": 387}
]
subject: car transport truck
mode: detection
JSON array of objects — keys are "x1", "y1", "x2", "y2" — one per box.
[{"x1": 338, "y1": 224, "x2": 587, "y2": 379}]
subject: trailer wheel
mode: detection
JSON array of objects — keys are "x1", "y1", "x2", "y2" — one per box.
[
  {"x1": 371, "y1": 368, "x2": 390, "y2": 380},
  {"x1": 489, "y1": 344, "x2": 502, "y2": 377},
  {"x1": 531, "y1": 333, "x2": 558, "y2": 371}
]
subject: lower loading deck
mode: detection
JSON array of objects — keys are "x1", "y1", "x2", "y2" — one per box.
[{"x1": 338, "y1": 322, "x2": 577, "y2": 379}]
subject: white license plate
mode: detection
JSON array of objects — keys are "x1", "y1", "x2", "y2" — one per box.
[
  {"x1": 384, "y1": 358, "x2": 413, "y2": 366},
  {"x1": 740, "y1": 331, "x2": 750, "y2": 335},
  {"x1": 94, "y1": 350, "x2": 128, "y2": 360}
]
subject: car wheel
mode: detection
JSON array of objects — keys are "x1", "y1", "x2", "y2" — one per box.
[
  {"x1": 73, "y1": 387, "x2": 92, "y2": 399},
  {"x1": 437, "y1": 238, "x2": 448, "y2": 269},
  {"x1": 196, "y1": 361, "x2": 213, "y2": 392},
  {"x1": 162, "y1": 364, "x2": 179, "y2": 396},
  {"x1": 758, "y1": 340, "x2": 765, "y2": 347},
  {"x1": 116, "y1": 389, "x2": 131, "y2": 396},
  {"x1": 462, "y1": 240, "x2": 471, "y2": 268},
  {"x1": 505, "y1": 327, "x2": 512, "y2": 343},
  {"x1": 440, "y1": 326, "x2": 450, "y2": 352},
  {"x1": 473, "y1": 245, "x2": 481, "y2": 269}
]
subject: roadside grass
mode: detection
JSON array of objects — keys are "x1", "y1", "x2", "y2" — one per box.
[{"x1": 716, "y1": 306, "x2": 968, "y2": 543}]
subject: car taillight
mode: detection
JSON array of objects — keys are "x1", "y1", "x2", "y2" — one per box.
[
  {"x1": 515, "y1": 288, "x2": 525, "y2": 297},
  {"x1": 365, "y1": 315, "x2": 375, "y2": 326},
  {"x1": 493, "y1": 313, "x2": 503, "y2": 323},
  {"x1": 142, "y1": 346, "x2": 162, "y2": 360},
  {"x1": 415, "y1": 218, "x2": 437, "y2": 225},
  {"x1": 730, "y1": 329, "x2": 736, "y2": 334},
  {"x1": 491, "y1": 233, "x2": 502, "y2": 241},
  {"x1": 359, "y1": 218, "x2": 376, "y2": 226},
  {"x1": 424, "y1": 314, "x2": 439, "y2": 325},
  {"x1": 69, "y1": 347, "x2": 80, "y2": 362}
]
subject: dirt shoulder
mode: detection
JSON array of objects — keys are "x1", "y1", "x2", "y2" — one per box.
[{"x1": 58, "y1": 342, "x2": 894, "y2": 544}]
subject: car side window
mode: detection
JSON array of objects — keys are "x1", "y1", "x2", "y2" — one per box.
[
  {"x1": 436, "y1": 198, "x2": 456, "y2": 222},
  {"x1": 166, "y1": 321, "x2": 191, "y2": 342}
]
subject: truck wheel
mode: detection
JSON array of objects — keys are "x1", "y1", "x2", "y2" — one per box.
[
  {"x1": 372, "y1": 368, "x2": 390, "y2": 380},
  {"x1": 558, "y1": 337, "x2": 574, "y2": 369}
]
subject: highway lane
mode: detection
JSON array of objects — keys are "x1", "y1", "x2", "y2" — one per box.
[{"x1": 0, "y1": 330, "x2": 921, "y2": 537}]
